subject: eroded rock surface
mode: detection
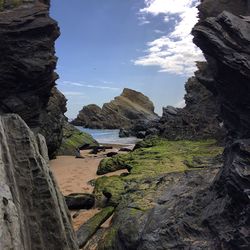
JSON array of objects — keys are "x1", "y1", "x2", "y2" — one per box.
[
  {"x1": 0, "y1": 114, "x2": 78, "y2": 250},
  {"x1": 158, "y1": 65, "x2": 224, "y2": 140},
  {"x1": 0, "y1": 1, "x2": 66, "y2": 158},
  {"x1": 96, "y1": 2, "x2": 250, "y2": 250},
  {"x1": 72, "y1": 88, "x2": 159, "y2": 129}
]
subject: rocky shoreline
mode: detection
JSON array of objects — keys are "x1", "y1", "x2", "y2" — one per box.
[{"x1": 0, "y1": 0, "x2": 249, "y2": 249}]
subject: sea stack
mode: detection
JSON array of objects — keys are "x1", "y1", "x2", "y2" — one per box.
[{"x1": 72, "y1": 88, "x2": 159, "y2": 129}]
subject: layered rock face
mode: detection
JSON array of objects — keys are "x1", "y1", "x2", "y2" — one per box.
[
  {"x1": 158, "y1": 65, "x2": 224, "y2": 140},
  {"x1": 72, "y1": 88, "x2": 159, "y2": 129},
  {"x1": 0, "y1": 114, "x2": 78, "y2": 250},
  {"x1": 38, "y1": 87, "x2": 67, "y2": 158},
  {"x1": 0, "y1": 0, "x2": 66, "y2": 158},
  {"x1": 97, "y1": 2, "x2": 250, "y2": 249}
]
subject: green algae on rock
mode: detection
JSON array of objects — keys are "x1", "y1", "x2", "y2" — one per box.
[
  {"x1": 94, "y1": 138, "x2": 223, "y2": 206},
  {"x1": 97, "y1": 138, "x2": 223, "y2": 177},
  {"x1": 57, "y1": 122, "x2": 98, "y2": 156},
  {"x1": 76, "y1": 206, "x2": 114, "y2": 248}
]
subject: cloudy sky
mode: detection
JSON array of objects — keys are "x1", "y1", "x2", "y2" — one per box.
[{"x1": 51, "y1": 0, "x2": 203, "y2": 119}]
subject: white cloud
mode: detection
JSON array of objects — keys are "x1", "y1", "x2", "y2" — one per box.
[
  {"x1": 63, "y1": 81, "x2": 120, "y2": 91},
  {"x1": 135, "y1": 0, "x2": 204, "y2": 76},
  {"x1": 154, "y1": 29, "x2": 165, "y2": 34},
  {"x1": 175, "y1": 99, "x2": 186, "y2": 108},
  {"x1": 138, "y1": 14, "x2": 151, "y2": 25},
  {"x1": 63, "y1": 91, "x2": 86, "y2": 97}
]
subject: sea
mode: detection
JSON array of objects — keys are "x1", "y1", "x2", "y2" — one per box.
[{"x1": 76, "y1": 127, "x2": 140, "y2": 145}]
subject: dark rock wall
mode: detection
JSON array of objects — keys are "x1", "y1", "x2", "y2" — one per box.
[
  {"x1": 97, "y1": 1, "x2": 250, "y2": 249},
  {"x1": 192, "y1": 7, "x2": 250, "y2": 248},
  {"x1": 0, "y1": 114, "x2": 78, "y2": 250},
  {"x1": 158, "y1": 65, "x2": 224, "y2": 140},
  {"x1": 198, "y1": 0, "x2": 249, "y2": 20},
  {"x1": 38, "y1": 87, "x2": 67, "y2": 158},
  {"x1": 0, "y1": 0, "x2": 66, "y2": 158}
]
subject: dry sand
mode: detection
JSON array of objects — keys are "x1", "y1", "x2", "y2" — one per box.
[{"x1": 50, "y1": 146, "x2": 131, "y2": 230}]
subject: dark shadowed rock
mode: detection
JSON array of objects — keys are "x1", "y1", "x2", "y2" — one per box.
[
  {"x1": 106, "y1": 151, "x2": 118, "y2": 157},
  {"x1": 65, "y1": 193, "x2": 95, "y2": 210},
  {"x1": 38, "y1": 87, "x2": 67, "y2": 158},
  {"x1": 0, "y1": 1, "x2": 67, "y2": 158},
  {"x1": 193, "y1": 12, "x2": 250, "y2": 139},
  {"x1": 72, "y1": 88, "x2": 159, "y2": 129},
  {"x1": 0, "y1": 114, "x2": 78, "y2": 250},
  {"x1": 98, "y1": 169, "x2": 221, "y2": 250},
  {"x1": 158, "y1": 67, "x2": 224, "y2": 141},
  {"x1": 119, "y1": 128, "x2": 130, "y2": 138},
  {"x1": 96, "y1": 2, "x2": 250, "y2": 250},
  {"x1": 198, "y1": 0, "x2": 249, "y2": 20}
]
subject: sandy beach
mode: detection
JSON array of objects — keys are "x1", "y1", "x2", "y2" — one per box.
[{"x1": 50, "y1": 145, "x2": 131, "y2": 230}]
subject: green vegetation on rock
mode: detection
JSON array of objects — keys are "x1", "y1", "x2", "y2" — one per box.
[
  {"x1": 97, "y1": 156, "x2": 132, "y2": 175},
  {"x1": 94, "y1": 176, "x2": 126, "y2": 206},
  {"x1": 76, "y1": 206, "x2": 114, "y2": 248},
  {"x1": 98, "y1": 138, "x2": 222, "y2": 177},
  {"x1": 57, "y1": 122, "x2": 98, "y2": 156},
  {"x1": 94, "y1": 138, "x2": 223, "y2": 206}
]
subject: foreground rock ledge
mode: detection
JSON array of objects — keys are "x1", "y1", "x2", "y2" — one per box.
[{"x1": 0, "y1": 114, "x2": 78, "y2": 250}]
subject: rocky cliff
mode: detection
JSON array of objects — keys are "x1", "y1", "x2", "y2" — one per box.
[
  {"x1": 72, "y1": 88, "x2": 159, "y2": 129},
  {"x1": 0, "y1": 114, "x2": 78, "y2": 250},
  {"x1": 95, "y1": 1, "x2": 250, "y2": 249},
  {"x1": 158, "y1": 64, "x2": 224, "y2": 140},
  {"x1": 0, "y1": 0, "x2": 66, "y2": 158}
]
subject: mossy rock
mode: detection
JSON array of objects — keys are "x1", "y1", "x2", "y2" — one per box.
[
  {"x1": 76, "y1": 206, "x2": 114, "y2": 248},
  {"x1": 57, "y1": 122, "x2": 98, "y2": 156},
  {"x1": 94, "y1": 176, "x2": 126, "y2": 206},
  {"x1": 94, "y1": 138, "x2": 223, "y2": 207},
  {"x1": 97, "y1": 155, "x2": 132, "y2": 175}
]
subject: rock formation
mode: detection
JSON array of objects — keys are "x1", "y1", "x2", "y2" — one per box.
[
  {"x1": 125, "y1": 63, "x2": 224, "y2": 140},
  {"x1": 38, "y1": 87, "x2": 67, "y2": 158},
  {"x1": 95, "y1": 1, "x2": 250, "y2": 249},
  {"x1": 157, "y1": 64, "x2": 224, "y2": 140},
  {"x1": 72, "y1": 88, "x2": 159, "y2": 129},
  {"x1": 0, "y1": 114, "x2": 78, "y2": 250},
  {"x1": 0, "y1": 0, "x2": 66, "y2": 158},
  {"x1": 57, "y1": 120, "x2": 98, "y2": 156}
]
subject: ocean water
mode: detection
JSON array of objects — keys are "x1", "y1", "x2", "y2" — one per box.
[{"x1": 76, "y1": 127, "x2": 140, "y2": 145}]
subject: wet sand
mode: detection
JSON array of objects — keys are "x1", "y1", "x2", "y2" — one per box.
[{"x1": 50, "y1": 145, "x2": 131, "y2": 230}]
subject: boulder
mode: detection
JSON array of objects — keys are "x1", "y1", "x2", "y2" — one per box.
[
  {"x1": 72, "y1": 88, "x2": 159, "y2": 129},
  {"x1": 119, "y1": 128, "x2": 130, "y2": 138},
  {"x1": 65, "y1": 193, "x2": 95, "y2": 210},
  {"x1": 119, "y1": 147, "x2": 133, "y2": 152},
  {"x1": 106, "y1": 151, "x2": 118, "y2": 157},
  {"x1": 0, "y1": 114, "x2": 78, "y2": 250}
]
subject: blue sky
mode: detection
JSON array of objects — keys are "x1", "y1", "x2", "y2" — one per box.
[{"x1": 51, "y1": 0, "x2": 202, "y2": 119}]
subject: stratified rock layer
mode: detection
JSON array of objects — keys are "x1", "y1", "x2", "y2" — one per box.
[
  {"x1": 72, "y1": 88, "x2": 159, "y2": 129},
  {"x1": 0, "y1": 1, "x2": 66, "y2": 158},
  {"x1": 97, "y1": 3, "x2": 250, "y2": 250},
  {"x1": 0, "y1": 114, "x2": 78, "y2": 250}
]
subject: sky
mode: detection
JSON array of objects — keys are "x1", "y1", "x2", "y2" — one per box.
[{"x1": 50, "y1": 0, "x2": 203, "y2": 119}]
